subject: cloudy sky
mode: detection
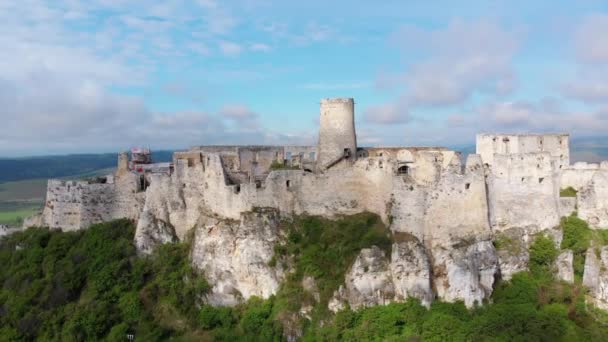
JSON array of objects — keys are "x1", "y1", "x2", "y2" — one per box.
[{"x1": 2, "y1": 0, "x2": 608, "y2": 156}]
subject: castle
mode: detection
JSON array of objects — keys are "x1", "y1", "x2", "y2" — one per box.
[{"x1": 27, "y1": 98, "x2": 608, "y2": 309}]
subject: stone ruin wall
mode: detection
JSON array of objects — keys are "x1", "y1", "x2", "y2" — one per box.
[
  {"x1": 39, "y1": 172, "x2": 145, "y2": 231},
  {"x1": 29, "y1": 128, "x2": 608, "y2": 308},
  {"x1": 486, "y1": 153, "x2": 561, "y2": 234},
  {"x1": 477, "y1": 133, "x2": 570, "y2": 169}
]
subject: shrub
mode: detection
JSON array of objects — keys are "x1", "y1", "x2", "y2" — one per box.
[
  {"x1": 560, "y1": 187, "x2": 578, "y2": 198},
  {"x1": 529, "y1": 234, "x2": 558, "y2": 275}
]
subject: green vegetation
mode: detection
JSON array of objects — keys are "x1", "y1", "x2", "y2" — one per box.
[
  {"x1": 0, "y1": 179, "x2": 46, "y2": 226},
  {"x1": 493, "y1": 232, "x2": 523, "y2": 256},
  {"x1": 0, "y1": 220, "x2": 209, "y2": 340},
  {"x1": 560, "y1": 186, "x2": 578, "y2": 198},
  {"x1": 272, "y1": 214, "x2": 392, "y2": 322},
  {"x1": 0, "y1": 205, "x2": 39, "y2": 226},
  {"x1": 2, "y1": 215, "x2": 608, "y2": 341},
  {"x1": 270, "y1": 160, "x2": 300, "y2": 170},
  {"x1": 561, "y1": 214, "x2": 608, "y2": 280}
]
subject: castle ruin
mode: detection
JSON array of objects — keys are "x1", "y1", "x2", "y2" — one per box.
[{"x1": 28, "y1": 98, "x2": 608, "y2": 309}]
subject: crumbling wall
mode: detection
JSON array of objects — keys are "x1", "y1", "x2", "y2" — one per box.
[
  {"x1": 561, "y1": 162, "x2": 604, "y2": 190},
  {"x1": 41, "y1": 173, "x2": 143, "y2": 231},
  {"x1": 477, "y1": 134, "x2": 569, "y2": 169},
  {"x1": 486, "y1": 153, "x2": 561, "y2": 234},
  {"x1": 578, "y1": 170, "x2": 608, "y2": 229}
]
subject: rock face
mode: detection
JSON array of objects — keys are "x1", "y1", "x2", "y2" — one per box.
[
  {"x1": 134, "y1": 210, "x2": 178, "y2": 255},
  {"x1": 579, "y1": 171, "x2": 608, "y2": 229},
  {"x1": 432, "y1": 239, "x2": 498, "y2": 307},
  {"x1": 190, "y1": 209, "x2": 284, "y2": 306},
  {"x1": 556, "y1": 250, "x2": 574, "y2": 284},
  {"x1": 390, "y1": 239, "x2": 433, "y2": 306},
  {"x1": 583, "y1": 246, "x2": 608, "y2": 310},
  {"x1": 330, "y1": 242, "x2": 432, "y2": 311},
  {"x1": 339, "y1": 246, "x2": 395, "y2": 309}
]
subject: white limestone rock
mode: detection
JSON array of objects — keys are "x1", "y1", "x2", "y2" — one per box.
[
  {"x1": 342, "y1": 246, "x2": 395, "y2": 309},
  {"x1": 330, "y1": 240, "x2": 433, "y2": 311},
  {"x1": 134, "y1": 210, "x2": 178, "y2": 255},
  {"x1": 390, "y1": 238, "x2": 433, "y2": 307},
  {"x1": 556, "y1": 250, "x2": 574, "y2": 284},
  {"x1": 583, "y1": 246, "x2": 608, "y2": 310},
  {"x1": 432, "y1": 239, "x2": 498, "y2": 308},
  {"x1": 559, "y1": 198, "x2": 577, "y2": 218},
  {"x1": 190, "y1": 209, "x2": 284, "y2": 306},
  {"x1": 494, "y1": 228, "x2": 531, "y2": 281}
]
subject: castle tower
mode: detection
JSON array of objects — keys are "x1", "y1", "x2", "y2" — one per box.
[
  {"x1": 116, "y1": 151, "x2": 130, "y2": 177},
  {"x1": 317, "y1": 98, "x2": 357, "y2": 170}
]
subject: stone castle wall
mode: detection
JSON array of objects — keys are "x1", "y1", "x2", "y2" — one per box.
[
  {"x1": 477, "y1": 133, "x2": 569, "y2": 169},
  {"x1": 40, "y1": 173, "x2": 145, "y2": 231}
]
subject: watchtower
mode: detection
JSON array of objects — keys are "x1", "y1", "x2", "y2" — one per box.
[{"x1": 317, "y1": 98, "x2": 357, "y2": 170}]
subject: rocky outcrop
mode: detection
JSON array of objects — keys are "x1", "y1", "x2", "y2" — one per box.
[
  {"x1": 391, "y1": 238, "x2": 433, "y2": 306},
  {"x1": 329, "y1": 242, "x2": 432, "y2": 312},
  {"x1": 556, "y1": 250, "x2": 574, "y2": 284},
  {"x1": 338, "y1": 246, "x2": 395, "y2": 309},
  {"x1": 190, "y1": 209, "x2": 285, "y2": 306},
  {"x1": 578, "y1": 171, "x2": 608, "y2": 229},
  {"x1": 431, "y1": 239, "x2": 498, "y2": 307},
  {"x1": 583, "y1": 246, "x2": 608, "y2": 310},
  {"x1": 330, "y1": 234, "x2": 497, "y2": 311},
  {"x1": 494, "y1": 228, "x2": 529, "y2": 281},
  {"x1": 134, "y1": 210, "x2": 178, "y2": 255}
]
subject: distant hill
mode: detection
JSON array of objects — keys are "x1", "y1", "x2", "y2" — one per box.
[{"x1": 0, "y1": 151, "x2": 174, "y2": 183}]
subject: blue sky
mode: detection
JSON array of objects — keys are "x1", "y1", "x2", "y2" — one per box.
[{"x1": 1, "y1": 0, "x2": 608, "y2": 156}]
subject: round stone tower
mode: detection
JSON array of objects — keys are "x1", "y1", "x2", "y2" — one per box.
[{"x1": 317, "y1": 98, "x2": 357, "y2": 170}]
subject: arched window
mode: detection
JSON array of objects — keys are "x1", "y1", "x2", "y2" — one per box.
[{"x1": 398, "y1": 165, "x2": 409, "y2": 174}]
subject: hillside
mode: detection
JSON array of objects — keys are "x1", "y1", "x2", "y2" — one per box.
[
  {"x1": 0, "y1": 151, "x2": 174, "y2": 183},
  {"x1": 1, "y1": 216, "x2": 607, "y2": 341}
]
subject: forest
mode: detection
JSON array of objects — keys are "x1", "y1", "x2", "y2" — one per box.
[{"x1": 1, "y1": 215, "x2": 607, "y2": 341}]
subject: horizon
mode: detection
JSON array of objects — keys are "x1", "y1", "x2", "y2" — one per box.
[{"x1": 2, "y1": 1, "x2": 608, "y2": 157}]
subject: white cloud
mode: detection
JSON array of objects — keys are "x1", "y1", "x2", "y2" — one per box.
[
  {"x1": 219, "y1": 41, "x2": 242, "y2": 56},
  {"x1": 364, "y1": 102, "x2": 411, "y2": 125},
  {"x1": 574, "y1": 14, "x2": 608, "y2": 64},
  {"x1": 562, "y1": 15, "x2": 608, "y2": 104},
  {"x1": 219, "y1": 104, "x2": 258, "y2": 120},
  {"x1": 400, "y1": 19, "x2": 521, "y2": 107},
  {"x1": 250, "y1": 43, "x2": 272, "y2": 52}
]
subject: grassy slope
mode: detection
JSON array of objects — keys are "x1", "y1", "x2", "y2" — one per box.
[{"x1": 0, "y1": 167, "x2": 117, "y2": 226}]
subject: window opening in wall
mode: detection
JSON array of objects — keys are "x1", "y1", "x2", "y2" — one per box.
[
  {"x1": 286, "y1": 180, "x2": 291, "y2": 188},
  {"x1": 539, "y1": 177, "x2": 544, "y2": 184},
  {"x1": 309, "y1": 152, "x2": 316, "y2": 160},
  {"x1": 255, "y1": 180, "x2": 262, "y2": 189},
  {"x1": 234, "y1": 185, "x2": 241, "y2": 194},
  {"x1": 286, "y1": 152, "x2": 292, "y2": 160},
  {"x1": 139, "y1": 175, "x2": 149, "y2": 192},
  {"x1": 465, "y1": 183, "x2": 470, "y2": 190},
  {"x1": 344, "y1": 148, "x2": 351, "y2": 158},
  {"x1": 188, "y1": 158, "x2": 194, "y2": 167},
  {"x1": 398, "y1": 165, "x2": 409, "y2": 174},
  {"x1": 521, "y1": 177, "x2": 525, "y2": 182}
]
